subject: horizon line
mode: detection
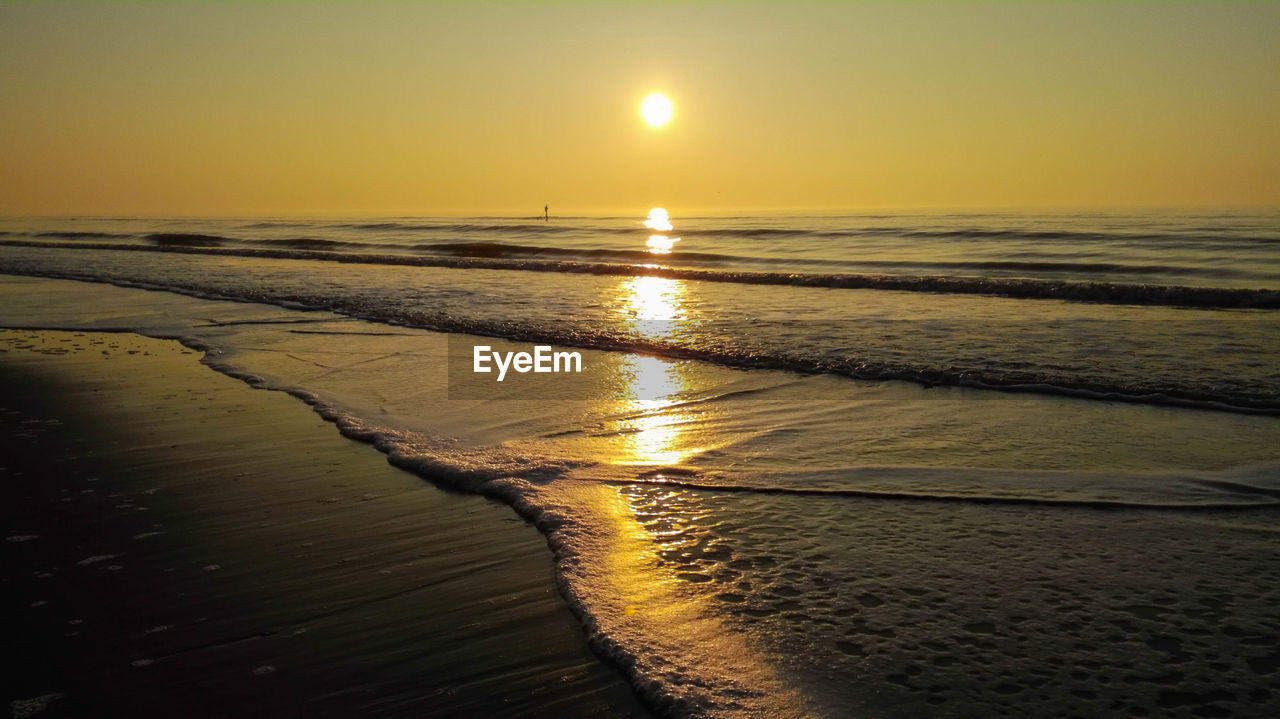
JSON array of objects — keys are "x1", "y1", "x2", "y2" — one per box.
[{"x1": 4, "y1": 203, "x2": 1280, "y2": 221}]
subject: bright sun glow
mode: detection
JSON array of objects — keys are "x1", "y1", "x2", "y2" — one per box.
[{"x1": 641, "y1": 93, "x2": 673, "y2": 127}]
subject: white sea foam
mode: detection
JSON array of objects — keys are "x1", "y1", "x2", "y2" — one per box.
[
  {"x1": 76, "y1": 554, "x2": 120, "y2": 566},
  {"x1": 9, "y1": 694, "x2": 64, "y2": 719}
]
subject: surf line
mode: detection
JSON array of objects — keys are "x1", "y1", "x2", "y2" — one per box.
[{"x1": 473, "y1": 345, "x2": 583, "y2": 382}]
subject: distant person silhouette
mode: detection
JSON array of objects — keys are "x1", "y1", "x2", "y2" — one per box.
[{"x1": 544, "y1": 205, "x2": 549, "y2": 221}]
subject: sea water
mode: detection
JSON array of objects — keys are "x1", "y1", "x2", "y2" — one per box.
[{"x1": 2, "y1": 211, "x2": 1279, "y2": 717}]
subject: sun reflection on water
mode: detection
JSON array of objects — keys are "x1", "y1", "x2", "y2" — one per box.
[
  {"x1": 536, "y1": 212, "x2": 803, "y2": 702},
  {"x1": 642, "y1": 207, "x2": 674, "y2": 232},
  {"x1": 621, "y1": 275, "x2": 685, "y2": 324},
  {"x1": 643, "y1": 208, "x2": 680, "y2": 254},
  {"x1": 620, "y1": 354, "x2": 692, "y2": 465},
  {"x1": 611, "y1": 258, "x2": 701, "y2": 465}
]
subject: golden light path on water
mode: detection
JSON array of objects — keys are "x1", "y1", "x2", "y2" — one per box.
[
  {"x1": 536, "y1": 265, "x2": 802, "y2": 716},
  {"x1": 617, "y1": 273, "x2": 696, "y2": 466},
  {"x1": 620, "y1": 355, "x2": 691, "y2": 466},
  {"x1": 620, "y1": 275, "x2": 684, "y2": 326},
  {"x1": 540, "y1": 476, "x2": 804, "y2": 718}
]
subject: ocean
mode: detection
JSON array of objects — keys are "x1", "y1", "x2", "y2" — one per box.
[{"x1": 2, "y1": 211, "x2": 1279, "y2": 717}]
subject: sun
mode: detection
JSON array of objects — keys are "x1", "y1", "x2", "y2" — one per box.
[{"x1": 641, "y1": 93, "x2": 673, "y2": 127}]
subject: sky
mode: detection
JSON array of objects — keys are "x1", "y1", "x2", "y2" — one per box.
[{"x1": 1, "y1": 1, "x2": 1278, "y2": 216}]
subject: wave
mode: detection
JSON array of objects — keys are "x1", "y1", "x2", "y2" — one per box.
[
  {"x1": 11, "y1": 219, "x2": 1280, "y2": 247},
  {"x1": 15, "y1": 230, "x2": 1258, "y2": 280},
  {"x1": 164, "y1": 235, "x2": 413, "y2": 252},
  {"x1": 406, "y1": 240, "x2": 742, "y2": 264},
  {"x1": 388, "y1": 241, "x2": 1247, "y2": 278},
  {"x1": 896, "y1": 228, "x2": 1275, "y2": 244},
  {"x1": 329, "y1": 220, "x2": 1280, "y2": 245},
  {"x1": 2, "y1": 260, "x2": 1278, "y2": 414},
  {"x1": 146, "y1": 233, "x2": 228, "y2": 247},
  {"x1": 36, "y1": 231, "x2": 135, "y2": 240},
  {"x1": 237, "y1": 221, "x2": 316, "y2": 230},
  {"x1": 851, "y1": 258, "x2": 1250, "y2": 278},
  {"x1": 690, "y1": 226, "x2": 1280, "y2": 245},
  {"x1": 0, "y1": 231, "x2": 136, "y2": 240},
  {"x1": 249, "y1": 237, "x2": 373, "y2": 251},
  {"x1": 4, "y1": 238, "x2": 1278, "y2": 310}
]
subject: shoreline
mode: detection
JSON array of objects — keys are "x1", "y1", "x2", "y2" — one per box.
[{"x1": 0, "y1": 329, "x2": 650, "y2": 718}]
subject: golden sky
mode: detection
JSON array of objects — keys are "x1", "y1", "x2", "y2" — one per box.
[{"x1": 1, "y1": 2, "x2": 1277, "y2": 216}]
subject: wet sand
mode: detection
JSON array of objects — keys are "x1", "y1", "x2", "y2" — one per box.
[{"x1": 0, "y1": 329, "x2": 650, "y2": 718}]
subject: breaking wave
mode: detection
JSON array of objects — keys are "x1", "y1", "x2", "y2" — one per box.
[
  {"x1": 3, "y1": 238, "x2": 1277, "y2": 309},
  {"x1": 1, "y1": 258, "x2": 1278, "y2": 414}
]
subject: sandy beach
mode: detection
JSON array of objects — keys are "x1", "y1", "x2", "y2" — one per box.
[{"x1": 1, "y1": 329, "x2": 649, "y2": 718}]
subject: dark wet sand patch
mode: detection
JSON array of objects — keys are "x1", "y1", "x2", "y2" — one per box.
[{"x1": 0, "y1": 329, "x2": 649, "y2": 718}]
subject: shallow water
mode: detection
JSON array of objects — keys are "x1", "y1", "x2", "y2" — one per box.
[{"x1": 3, "y1": 210, "x2": 1279, "y2": 717}]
